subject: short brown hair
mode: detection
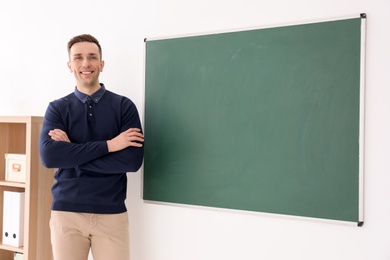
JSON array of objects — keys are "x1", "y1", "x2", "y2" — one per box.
[{"x1": 67, "y1": 34, "x2": 102, "y2": 58}]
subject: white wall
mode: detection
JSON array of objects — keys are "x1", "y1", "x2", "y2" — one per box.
[{"x1": 1, "y1": 0, "x2": 389, "y2": 259}]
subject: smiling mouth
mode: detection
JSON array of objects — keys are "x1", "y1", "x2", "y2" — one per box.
[{"x1": 80, "y1": 71, "x2": 93, "y2": 75}]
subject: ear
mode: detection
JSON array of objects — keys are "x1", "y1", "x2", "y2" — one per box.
[
  {"x1": 67, "y1": 61, "x2": 73, "y2": 73},
  {"x1": 100, "y1": 60, "x2": 105, "y2": 72}
]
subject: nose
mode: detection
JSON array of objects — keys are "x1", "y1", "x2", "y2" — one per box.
[{"x1": 82, "y1": 58, "x2": 90, "y2": 66}]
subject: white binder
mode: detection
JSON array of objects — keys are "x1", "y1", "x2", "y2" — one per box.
[{"x1": 2, "y1": 191, "x2": 25, "y2": 247}]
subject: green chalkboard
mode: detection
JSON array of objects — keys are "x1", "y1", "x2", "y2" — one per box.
[{"x1": 144, "y1": 16, "x2": 365, "y2": 224}]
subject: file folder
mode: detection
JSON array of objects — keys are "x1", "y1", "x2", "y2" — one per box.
[{"x1": 2, "y1": 191, "x2": 25, "y2": 247}]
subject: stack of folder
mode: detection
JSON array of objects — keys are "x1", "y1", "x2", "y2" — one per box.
[{"x1": 2, "y1": 191, "x2": 25, "y2": 247}]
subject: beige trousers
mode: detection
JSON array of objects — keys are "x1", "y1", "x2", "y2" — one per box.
[{"x1": 50, "y1": 211, "x2": 130, "y2": 260}]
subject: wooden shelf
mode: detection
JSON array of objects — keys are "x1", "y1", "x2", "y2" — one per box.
[
  {"x1": 0, "y1": 243, "x2": 24, "y2": 254},
  {"x1": 0, "y1": 116, "x2": 43, "y2": 124},
  {"x1": 0, "y1": 116, "x2": 54, "y2": 260},
  {"x1": 0, "y1": 181, "x2": 26, "y2": 189}
]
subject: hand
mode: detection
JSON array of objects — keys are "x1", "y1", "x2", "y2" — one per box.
[
  {"x1": 48, "y1": 129, "x2": 71, "y2": 142},
  {"x1": 107, "y1": 128, "x2": 144, "y2": 153}
]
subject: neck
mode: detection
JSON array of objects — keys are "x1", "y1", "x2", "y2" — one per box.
[{"x1": 77, "y1": 83, "x2": 101, "y2": 96}]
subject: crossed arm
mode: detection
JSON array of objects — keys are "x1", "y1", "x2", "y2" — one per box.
[
  {"x1": 48, "y1": 128, "x2": 144, "y2": 152},
  {"x1": 39, "y1": 99, "x2": 145, "y2": 173},
  {"x1": 41, "y1": 127, "x2": 144, "y2": 173}
]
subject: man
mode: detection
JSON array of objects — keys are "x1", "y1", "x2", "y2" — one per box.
[{"x1": 39, "y1": 34, "x2": 144, "y2": 260}]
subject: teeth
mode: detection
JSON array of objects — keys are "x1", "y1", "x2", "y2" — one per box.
[{"x1": 81, "y1": 71, "x2": 92, "y2": 75}]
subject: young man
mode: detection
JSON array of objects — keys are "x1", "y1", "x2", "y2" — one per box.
[{"x1": 39, "y1": 34, "x2": 144, "y2": 260}]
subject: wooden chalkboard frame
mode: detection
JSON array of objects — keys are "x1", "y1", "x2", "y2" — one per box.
[{"x1": 143, "y1": 14, "x2": 366, "y2": 225}]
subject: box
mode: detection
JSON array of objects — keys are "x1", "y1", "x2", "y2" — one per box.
[
  {"x1": 5, "y1": 154, "x2": 26, "y2": 183},
  {"x1": 3, "y1": 191, "x2": 25, "y2": 247},
  {"x1": 14, "y1": 253, "x2": 24, "y2": 260}
]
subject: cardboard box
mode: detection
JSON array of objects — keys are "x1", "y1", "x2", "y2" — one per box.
[{"x1": 5, "y1": 154, "x2": 26, "y2": 183}]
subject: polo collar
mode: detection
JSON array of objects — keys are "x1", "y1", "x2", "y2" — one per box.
[{"x1": 74, "y1": 84, "x2": 106, "y2": 103}]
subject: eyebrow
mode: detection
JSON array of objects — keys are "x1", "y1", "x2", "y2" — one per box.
[{"x1": 72, "y1": 53, "x2": 99, "y2": 57}]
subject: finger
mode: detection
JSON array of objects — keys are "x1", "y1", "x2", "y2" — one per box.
[
  {"x1": 131, "y1": 137, "x2": 144, "y2": 143},
  {"x1": 129, "y1": 141, "x2": 143, "y2": 147},
  {"x1": 129, "y1": 133, "x2": 144, "y2": 139},
  {"x1": 49, "y1": 130, "x2": 69, "y2": 142},
  {"x1": 48, "y1": 131, "x2": 59, "y2": 138},
  {"x1": 50, "y1": 135, "x2": 61, "y2": 141},
  {"x1": 126, "y1": 128, "x2": 142, "y2": 133}
]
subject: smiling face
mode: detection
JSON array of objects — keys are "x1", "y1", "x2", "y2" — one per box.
[{"x1": 67, "y1": 41, "x2": 104, "y2": 94}]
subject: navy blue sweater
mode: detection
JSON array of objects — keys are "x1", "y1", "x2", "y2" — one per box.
[{"x1": 39, "y1": 85, "x2": 144, "y2": 214}]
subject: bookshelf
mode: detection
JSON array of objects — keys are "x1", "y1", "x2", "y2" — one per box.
[{"x1": 0, "y1": 116, "x2": 54, "y2": 260}]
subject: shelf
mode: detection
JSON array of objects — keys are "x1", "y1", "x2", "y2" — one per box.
[
  {"x1": 0, "y1": 116, "x2": 43, "y2": 124},
  {"x1": 0, "y1": 116, "x2": 54, "y2": 260},
  {"x1": 0, "y1": 181, "x2": 25, "y2": 189},
  {"x1": 0, "y1": 243, "x2": 24, "y2": 254}
]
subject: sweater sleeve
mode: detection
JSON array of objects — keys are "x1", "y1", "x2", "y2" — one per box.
[
  {"x1": 78, "y1": 146, "x2": 144, "y2": 173},
  {"x1": 39, "y1": 101, "x2": 109, "y2": 169},
  {"x1": 77, "y1": 98, "x2": 144, "y2": 173}
]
